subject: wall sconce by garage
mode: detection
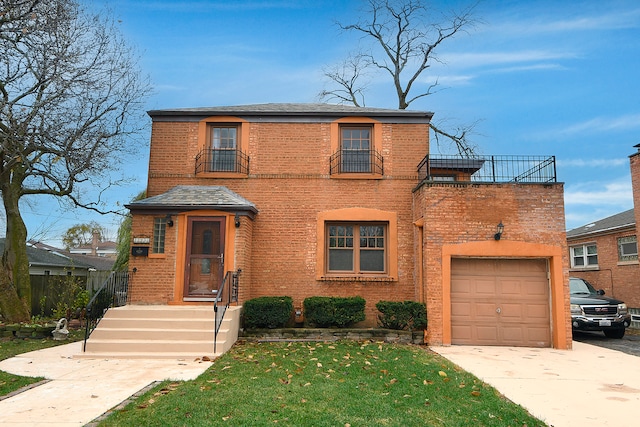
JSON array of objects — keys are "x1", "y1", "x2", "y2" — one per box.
[
  {"x1": 494, "y1": 221, "x2": 504, "y2": 241},
  {"x1": 165, "y1": 214, "x2": 174, "y2": 227},
  {"x1": 234, "y1": 213, "x2": 241, "y2": 228}
]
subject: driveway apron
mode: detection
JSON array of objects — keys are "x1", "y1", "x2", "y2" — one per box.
[
  {"x1": 432, "y1": 341, "x2": 640, "y2": 427},
  {"x1": 0, "y1": 341, "x2": 212, "y2": 426}
]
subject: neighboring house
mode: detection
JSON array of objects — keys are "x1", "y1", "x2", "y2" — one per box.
[
  {"x1": 125, "y1": 103, "x2": 571, "y2": 349},
  {"x1": 567, "y1": 146, "x2": 640, "y2": 312},
  {"x1": 69, "y1": 231, "x2": 117, "y2": 258}
]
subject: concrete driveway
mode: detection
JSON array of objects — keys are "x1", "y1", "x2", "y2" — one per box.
[
  {"x1": 573, "y1": 330, "x2": 640, "y2": 357},
  {"x1": 432, "y1": 342, "x2": 640, "y2": 427}
]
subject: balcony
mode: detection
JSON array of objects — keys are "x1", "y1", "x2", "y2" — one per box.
[
  {"x1": 195, "y1": 148, "x2": 250, "y2": 175},
  {"x1": 417, "y1": 155, "x2": 556, "y2": 183},
  {"x1": 330, "y1": 148, "x2": 384, "y2": 175}
]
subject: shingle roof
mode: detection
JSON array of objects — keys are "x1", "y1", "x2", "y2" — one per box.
[
  {"x1": 0, "y1": 239, "x2": 93, "y2": 270},
  {"x1": 126, "y1": 185, "x2": 258, "y2": 214},
  {"x1": 148, "y1": 103, "x2": 433, "y2": 123},
  {"x1": 566, "y1": 208, "x2": 635, "y2": 239}
]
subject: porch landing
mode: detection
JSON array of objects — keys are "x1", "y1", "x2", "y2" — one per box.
[{"x1": 77, "y1": 305, "x2": 241, "y2": 359}]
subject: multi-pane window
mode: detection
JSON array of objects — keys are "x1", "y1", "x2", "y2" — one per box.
[
  {"x1": 618, "y1": 236, "x2": 638, "y2": 262},
  {"x1": 210, "y1": 126, "x2": 237, "y2": 171},
  {"x1": 153, "y1": 217, "x2": 166, "y2": 254},
  {"x1": 570, "y1": 244, "x2": 598, "y2": 268},
  {"x1": 341, "y1": 127, "x2": 371, "y2": 172},
  {"x1": 327, "y1": 223, "x2": 386, "y2": 274}
]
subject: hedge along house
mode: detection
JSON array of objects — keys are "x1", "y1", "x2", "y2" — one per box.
[{"x1": 82, "y1": 103, "x2": 571, "y2": 358}]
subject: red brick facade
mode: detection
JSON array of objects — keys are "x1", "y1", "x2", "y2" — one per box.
[{"x1": 127, "y1": 104, "x2": 570, "y2": 349}]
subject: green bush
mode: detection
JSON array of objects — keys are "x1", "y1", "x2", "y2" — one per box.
[
  {"x1": 376, "y1": 300, "x2": 427, "y2": 331},
  {"x1": 303, "y1": 296, "x2": 366, "y2": 328},
  {"x1": 243, "y1": 296, "x2": 293, "y2": 329}
]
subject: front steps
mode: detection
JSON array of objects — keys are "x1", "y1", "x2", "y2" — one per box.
[{"x1": 77, "y1": 305, "x2": 241, "y2": 360}]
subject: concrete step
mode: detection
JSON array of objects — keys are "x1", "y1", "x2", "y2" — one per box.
[
  {"x1": 103, "y1": 305, "x2": 216, "y2": 320},
  {"x1": 97, "y1": 318, "x2": 216, "y2": 330},
  {"x1": 78, "y1": 305, "x2": 241, "y2": 360}
]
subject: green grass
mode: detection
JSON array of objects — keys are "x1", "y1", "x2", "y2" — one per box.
[
  {"x1": 98, "y1": 340, "x2": 546, "y2": 427},
  {"x1": 0, "y1": 329, "x2": 83, "y2": 398}
]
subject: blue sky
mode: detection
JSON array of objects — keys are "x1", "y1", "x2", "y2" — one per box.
[{"x1": 14, "y1": 0, "x2": 640, "y2": 246}]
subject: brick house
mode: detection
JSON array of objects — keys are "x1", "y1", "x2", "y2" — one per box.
[
  {"x1": 567, "y1": 146, "x2": 640, "y2": 324},
  {"x1": 101, "y1": 103, "x2": 571, "y2": 356}
]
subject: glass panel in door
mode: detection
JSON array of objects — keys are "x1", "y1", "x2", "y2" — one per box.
[{"x1": 185, "y1": 218, "x2": 225, "y2": 299}]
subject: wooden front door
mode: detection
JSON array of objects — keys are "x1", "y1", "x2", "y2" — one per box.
[{"x1": 184, "y1": 217, "x2": 225, "y2": 300}]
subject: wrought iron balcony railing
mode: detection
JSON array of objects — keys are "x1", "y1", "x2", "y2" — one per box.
[
  {"x1": 330, "y1": 148, "x2": 384, "y2": 175},
  {"x1": 195, "y1": 148, "x2": 250, "y2": 174},
  {"x1": 417, "y1": 154, "x2": 557, "y2": 183}
]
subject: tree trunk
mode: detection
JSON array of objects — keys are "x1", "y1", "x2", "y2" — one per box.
[{"x1": 0, "y1": 184, "x2": 30, "y2": 323}]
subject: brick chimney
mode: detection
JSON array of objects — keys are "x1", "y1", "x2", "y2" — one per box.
[
  {"x1": 91, "y1": 230, "x2": 101, "y2": 256},
  {"x1": 630, "y1": 144, "x2": 640, "y2": 229}
]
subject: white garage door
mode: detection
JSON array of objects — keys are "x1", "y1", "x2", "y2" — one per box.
[{"x1": 451, "y1": 258, "x2": 551, "y2": 347}]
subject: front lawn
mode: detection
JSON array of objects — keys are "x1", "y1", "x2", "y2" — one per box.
[{"x1": 98, "y1": 340, "x2": 546, "y2": 426}]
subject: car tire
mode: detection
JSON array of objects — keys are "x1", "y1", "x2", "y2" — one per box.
[{"x1": 603, "y1": 328, "x2": 625, "y2": 339}]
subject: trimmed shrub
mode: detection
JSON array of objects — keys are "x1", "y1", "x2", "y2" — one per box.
[
  {"x1": 376, "y1": 301, "x2": 427, "y2": 331},
  {"x1": 304, "y1": 296, "x2": 366, "y2": 328},
  {"x1": 243, "y1": 296, "x2": 293, "y2": 329}
]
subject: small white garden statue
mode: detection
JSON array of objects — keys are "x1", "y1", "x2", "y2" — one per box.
[{"x1": 52, "y1": 318, "x2": 69, "y2": 341}]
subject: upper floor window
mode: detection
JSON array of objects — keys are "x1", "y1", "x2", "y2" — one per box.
[
  {"x1": 195, "y1": 122, "x2": 249, "y2": 175},
  {"x1": 210, "y1": 125, "x2": 238, "y2": 172},
  {"x1": 618, "y1": 235, "x2": 638, "y2": 262},
  {"x1": 570, "y1": 244, "x2": 597, "y2": 268},
  {"x1": 327, "y1": 223, "x2": 386, "y2": 274},
  {"x1": 330, "y1": 125, "x2": 383, "y2": 175},
  {"x1": 153, "y1": 217, "x2": 166, "y2": 254}
]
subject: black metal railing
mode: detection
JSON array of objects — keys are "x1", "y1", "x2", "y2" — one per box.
[
  {"x1": 214, "y1": 269, "x2": 240, "y2": 353},
  {"x1": 195, "y1": 148, "x2": 250, "y2": 174},
  {"x1": 83, "y1": 271, "x2": 129, "y2": 351},
  {"x1": 330, "y1": 148, "x2": 384, "y2": 175},
  {"x1": 417, "y1": 155, "x2": 556, "y2": 183}
]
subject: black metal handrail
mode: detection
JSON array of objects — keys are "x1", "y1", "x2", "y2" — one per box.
[
  {"x1": 417, "y1": 154, "x2": 556, "y2": 183},
  {"x1": 195, "y1": 148, "x2": 250, "y2": 174},
  {"x1": 214, "y1": 269, "x2": 240, "y2": 353},
  {"x1": 83, "y1": 271, "x2": 129, "y2": 351},
  {"x1": 330, "y1": 148, "x2": 383, "y2": 175}
]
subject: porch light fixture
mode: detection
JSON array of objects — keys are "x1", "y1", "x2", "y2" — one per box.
[
  {"x1": 165, "y1": 214, "x2": 174, "y2": 227},
  {"x1": 234, "y1": 213, "x2": 241, "y2": 228},
  {"x1": 494, "y1": 221, "x2": 504, "y2": 241}
]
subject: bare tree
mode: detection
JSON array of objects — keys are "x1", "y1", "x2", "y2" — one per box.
[
  {"x1": 0, "y1": 0, "x2": 151, "y2": 322},
  {"x1": 319, "y1": 0, "x2": 479, "y2": 155}
]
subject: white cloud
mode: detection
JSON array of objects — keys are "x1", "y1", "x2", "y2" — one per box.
[
  {"x1": 558, "y1": 113, "x2": 640, "y2": 136},
  {"x1": 564, "y1": 180, "x2": 632, "y2": 206},
  {"x1": 557, "y1": 158, "x2": 628, "y2": 168},
  {"x1": 441, "y1": 50, "x2": 576, "y2": 69}
]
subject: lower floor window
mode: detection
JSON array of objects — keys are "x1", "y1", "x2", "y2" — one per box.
[
  {"x1": 327, "y1": 223, "x2": 386, "y2": 274},
  {"x1": 618, "y1": 235, "x2": 638, "y2": 261},
  {"x1": 570, "y1": 244, "x2": 597, "y2": 268}
]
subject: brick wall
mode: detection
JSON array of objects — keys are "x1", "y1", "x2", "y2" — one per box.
[
  {"x1": 413, "y1": 182, "x2": 571, "y2": 348},
  {"x1": 130, "y1": 118, "x2": 430, "y2": 326},
  {"x1": 568, "y1": 230, "x2": 640, "y2": 307}
]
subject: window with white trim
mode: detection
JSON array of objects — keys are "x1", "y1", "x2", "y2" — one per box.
[
  {"x1": 618, "y1": 236, "x2": 638, "y2": 262},
  {"x1": 570, "y1": 244, "x2": 598, "y2": 268}
]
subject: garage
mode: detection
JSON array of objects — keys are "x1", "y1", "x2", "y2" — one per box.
[{"x1": 451, "y1": 258, "x2": 551, "y2": 347}]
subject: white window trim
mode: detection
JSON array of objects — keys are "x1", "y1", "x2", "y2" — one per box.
[{"x1": 570, "y1": 243, "x2": 598, "y2": 269}]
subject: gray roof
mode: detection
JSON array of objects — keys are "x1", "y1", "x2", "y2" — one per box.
[
  {"x1": 567, "y1": 208, "x2": 635, "y2": 239},
  {"x1": 0, "y1": 239, "x2": 93, "y2": 270},
  {"x1": 127, "y1": 185, "x2": 258, "y2": 215},
  {"x1": 148, "y1": 103, "x2": 433, "y2": 123}
]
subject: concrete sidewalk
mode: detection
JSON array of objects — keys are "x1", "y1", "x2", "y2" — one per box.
[
  {"x1": 0, "y1": 341, "x2": 212, "y2": 426},
  {"x1": 432, "y1": 342, "x2": 640, "y2": 427}
]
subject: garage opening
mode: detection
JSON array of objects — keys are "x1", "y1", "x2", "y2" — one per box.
[{"x1": 451, "y1": 258, "x2": 551, "y2": 347}]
